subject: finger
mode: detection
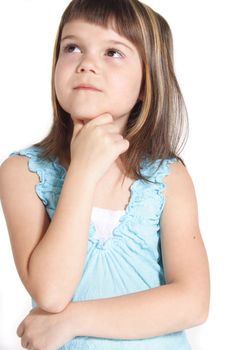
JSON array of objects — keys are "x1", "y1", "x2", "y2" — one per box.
[
  {"x1": 112, "y1": 134, "x2": 124, "y2": 142},
  {"x1": 89, "y1": 113, "x2": 114, "y2": 126},
  {"x1": 100, "y1": 124, "x2": 120, "y2": 135},
  {"x1": 119, "y1": 139, "x2": 130, "y2": 152},
  {"x1": 17, "y1": 322, "x2": 24, "y2": 337},
  {"x1": 27, "y1": 345, "x2": 35, "y2": 350},
  {"x1": 21, "y1": 336, "x2": 29, "y2": 348}
]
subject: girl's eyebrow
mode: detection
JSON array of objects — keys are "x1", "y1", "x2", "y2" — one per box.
[{"x1": 61, "y1": 34, "x2": 134, "y2": 52}]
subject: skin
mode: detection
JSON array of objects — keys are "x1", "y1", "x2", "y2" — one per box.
[
  {"x1": 54, "y1": 19, "x2": 143, "y2": 132},
  {"x1": 17, "y1": 307, "x2": 73, "y2": 349}
]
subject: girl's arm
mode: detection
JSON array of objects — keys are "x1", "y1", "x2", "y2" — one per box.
[
  {"x1": 65, "y1": 161, "x2": 210, "y2": 339},
  {"x1": 0, "y1": 156, "x2": 96, "y2": 313}
]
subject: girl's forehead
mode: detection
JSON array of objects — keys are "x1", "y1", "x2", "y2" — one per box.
[
  {"x1": 61, "y1": 19, "x2": 135, "y2": 48},
  {"x1": 62, "y1": 18, "x2": 120, "y2": 36}
]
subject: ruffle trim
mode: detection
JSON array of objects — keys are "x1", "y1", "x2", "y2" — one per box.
[{"x1": 9, "y1": 146, "x2": 65, "y2": 217}]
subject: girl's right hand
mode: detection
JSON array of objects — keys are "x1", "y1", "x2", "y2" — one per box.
[{"x1": 70, "y1": 113, "x2": 129, "y2": 184}]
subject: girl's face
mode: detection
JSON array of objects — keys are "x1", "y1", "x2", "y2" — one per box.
[{"x1": 54, "y1": 19, "x2": 143, "y2": 129}]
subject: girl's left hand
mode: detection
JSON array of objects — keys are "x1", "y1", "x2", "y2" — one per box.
[{"x1": 17, "y1": 305, "x2": 74, "y2": 350}]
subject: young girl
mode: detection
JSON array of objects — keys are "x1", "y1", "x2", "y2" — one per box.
[{"x1": 0, "y1": 0, "x2": 210, "y2": 349}]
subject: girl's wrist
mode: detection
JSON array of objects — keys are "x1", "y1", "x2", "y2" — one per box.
[
  {"x1": 68, "y1": 160, "x2": 98, "y2": 188},
  {"x1": 64, "y1": 301, "x2": 88, "y2": 338}
]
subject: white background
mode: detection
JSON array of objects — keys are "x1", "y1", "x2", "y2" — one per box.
[{"x1": 0, "y1": 0, "x2": 232, "y2": 349}]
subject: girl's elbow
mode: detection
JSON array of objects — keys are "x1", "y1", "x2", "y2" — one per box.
[
  {"x1": 198, "y1": 301, "x2": 210, "y2": 325},
  {"x1": 183, "y1": 284, "x2": 210, "y2": 328},
  {"x1": 38, "y1": 298, "x2": 70, "y2": 313},
  {"x1": 34, "y1": 290, "x2": 71, "y2": 313},
  {"x1": 192, "y1": 296, "x2": 210, "y2": 326}
]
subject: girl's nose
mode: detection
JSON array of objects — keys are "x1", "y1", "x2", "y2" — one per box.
[
  {"x1": 78, "y1": 66, "x2": 96, "y2": 73},
  {"x1": 76, "y1": 55, "x2": 98, "y2": 74}
]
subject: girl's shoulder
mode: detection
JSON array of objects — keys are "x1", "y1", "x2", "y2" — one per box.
[
  {"x1": 161, "y1": 158, "x2": 192, "y2": 190},
  {"x1": 0, "y1": 148, "x2": 36, "y2": 188},
  {"x1": 140, "y1": 158, "x2": 193, "y2": 210},
  {"x1": 1, "y1": 146, "x2": 65, "y2": 209},
  {"x1": 141, "y1": 156, "x2": 183, "y2": 184},
  {"x1": 160, "y1": 158, "x2": 197, "y2": 222},
  {"x1": 1, "y1": 146, "x2": 48, "y2": 177},
  {"x1": 1, "y1": 146, "x2": 52, "y2": 185},
  {"x1": 0, "y1": 146, "x2": 41, "y2": 184},
  {"x1": 6, "y1": 145, "x2": 65, "y2": 178},
  {"x1": 8, "y1": 146, "x2": 51, "y2": 168}
]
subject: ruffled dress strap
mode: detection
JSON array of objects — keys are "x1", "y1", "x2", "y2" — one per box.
[
  {"x1": 142, "y1": 157, "x2": 178, "y2": 179},
  {"x1": 141, "y1": 157, "x2": 179, "y2": 213},
  {"x1": 9, "y1": 146, "x2": 66, "y2": 218}
]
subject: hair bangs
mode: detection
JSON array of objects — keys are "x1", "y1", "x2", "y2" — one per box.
[{"x1": 58, "y1": 0, "x2": 143, "y2": 55}]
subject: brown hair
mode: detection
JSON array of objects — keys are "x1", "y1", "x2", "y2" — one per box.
[{"x1": 32, "y1": 0, "x2": 188, "y2": 183}]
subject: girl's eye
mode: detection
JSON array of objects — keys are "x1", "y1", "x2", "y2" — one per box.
[
  {"x1": 63, "y1": 44, "x2": 81, "y2": 54},
  {"x1": 106, "y1": 48, "x2": 124, "y2": 58}
]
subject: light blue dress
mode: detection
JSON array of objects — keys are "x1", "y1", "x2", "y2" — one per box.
[{"x1": 9, "y1": 146, "x2": 192, "y2": 350}]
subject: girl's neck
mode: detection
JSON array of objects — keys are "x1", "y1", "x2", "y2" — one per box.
[{"x1": 58, "y1": 156, "x2": 128, "y2": 186}]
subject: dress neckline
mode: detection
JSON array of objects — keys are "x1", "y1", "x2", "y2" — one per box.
[{"x1": 92, "y1": 206, "x2": 125, "y2": 213}]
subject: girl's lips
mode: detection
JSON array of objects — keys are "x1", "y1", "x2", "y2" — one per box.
[
  {"x1": 76, "y1": 87, "x2": 100, "y2": 91},
  {"x1": 74, "y1": 84, "x2": 102, "y2": 91}
]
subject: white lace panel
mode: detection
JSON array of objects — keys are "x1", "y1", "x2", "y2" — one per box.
[{"x1": 91, "y1": 207, "x2": 125, "y2": 242}]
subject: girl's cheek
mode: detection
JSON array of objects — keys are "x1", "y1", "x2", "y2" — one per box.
[
  {"x1": 57, "y1": 58, "x2": 76, "y2": 74},
  {"x1": 58, "y1": 53, "x2": 78, "y2": 65}
]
